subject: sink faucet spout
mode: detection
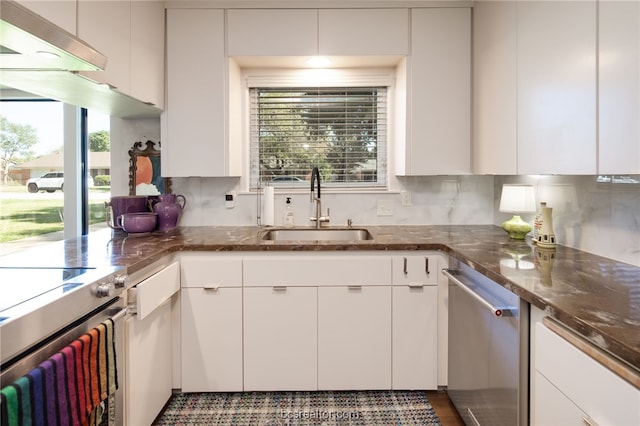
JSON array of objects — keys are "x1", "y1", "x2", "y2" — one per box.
[{"x1": 310, "y1": 167, "x2": 329, "y2": 228}]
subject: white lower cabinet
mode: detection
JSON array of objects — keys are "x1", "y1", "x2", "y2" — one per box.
[
  {"x1": 531, "y1": 309, "x2": 640, "y2": 426},
  {"x1": 318, "y1": 286, "x2": 392, "y2": 390},
  {"x1": 392, "y1": 286, "x2": 438, "y2": 389},
  {"x1": 243, "y1": 286, "x2": 318, "y2": 391},
  {"x1": 534, "y1": 371, "x2": 587, "y2": 425},
  {"x1": 180, "y1": 255, "x2": 243, "y2": 392},
  {"x1": 125, "y1": 261, "x2": 180, "y2": 426},
  {"x1": 181, "y1": 287, "x2": 243, "y2": 392},
  {"x1": 178, "y1": 252, "x2": 445, "y2": 393},
  {"x1": 125, "y1": 301, "x2": 172, "y2": 426}
]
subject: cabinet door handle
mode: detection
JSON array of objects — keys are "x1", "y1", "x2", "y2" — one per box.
[
  {"x1": 272, "y1": 286, "x2": 287, "y2": 291},
  {"x1": 348, "y1": 285, "x2": 362, "y2": 291},
  {"x1": 403, "y1": 257, "x2": 408, "y2": 275},
  {"x1": 425, "y1": 258, "x2": 430, "y2": 276},
  {"x1": 408, "y1": 283, "x2": 424, "y2": 289},
  {"x1": 204, "y1": 285, "x2": 219, "y2": 291}
]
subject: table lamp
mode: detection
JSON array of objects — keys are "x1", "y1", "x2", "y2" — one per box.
[{"x1": 499, "y1": 184, "x2": 536, "y2": 240}]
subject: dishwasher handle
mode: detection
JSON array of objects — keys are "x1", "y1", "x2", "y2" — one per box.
[{"x1": 442, "y1": 268, "x2": 515, "y2": 317}]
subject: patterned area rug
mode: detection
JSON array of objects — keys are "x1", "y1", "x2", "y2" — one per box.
[{"x1": 154, "y1": 390, "x2": 442, "y2": 425}]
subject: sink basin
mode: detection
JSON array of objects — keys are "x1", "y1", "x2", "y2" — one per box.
[{"x1": 261, "y1": 228, "x2": 373, "y2": 242}]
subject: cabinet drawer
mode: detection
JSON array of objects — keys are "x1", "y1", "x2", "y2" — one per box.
[
  {"x1": 243, "y1": 255, "x2": 391, "y2": 287},
  {"x1": 318, "y1": 9, "x2": 409, "y2": 55},
  {"x1": 181, "y1": 255, "x2": 242, "y2": 288},
  {"x1": 134, "y1": 261, "x2": 180, "y2": 320},
  {"x1": 227, "y1": 9, "x2": 317, "y2": 56},
  {"x1": 535, "y1": 322, "x2": 640, "y2": 425},
  {"x1": 392, "y1": 255, "x2": 439, "y2": 286}
]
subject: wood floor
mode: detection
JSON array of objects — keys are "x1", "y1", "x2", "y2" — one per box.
[{"x1": 426, "y1": 390, "x2": 465, "y2": 426}]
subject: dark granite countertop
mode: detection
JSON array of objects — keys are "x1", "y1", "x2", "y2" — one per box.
[{"x1": 2, "y1": 225, "x2": 638, "y2": 375}]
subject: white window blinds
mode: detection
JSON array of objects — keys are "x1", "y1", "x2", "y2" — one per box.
[{"x1": 249, "y1": 86, "x2": 388, "y2": 189}]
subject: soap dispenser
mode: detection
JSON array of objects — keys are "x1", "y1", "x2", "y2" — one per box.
[{"x1": 283, "y1": 197, "x2": 295, "y2": 227}]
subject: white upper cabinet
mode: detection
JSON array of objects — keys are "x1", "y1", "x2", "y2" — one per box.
[
  {"x1": 163, "y1": 8, "x2": 240, "y2": 177},
  {"x1": 227, "y1": 9, "x2": 318, "y2": 57},
  {"x1": 598, "y1": 0, "x2": 640, "y2": 175},
  {"x1": 227, "y1": 8, "x2": 408, "y2": 57},
  {"x1": 517, "y1": 0, "x2": 597, "y2": 175},
  {"x1": 472, "y1": 1, "x2": 517, "y2": 175},
  {"x1": 396, "y1": 8, "x2": 471, "y2": 175},
  {"x1": 318, "y1": 9, "x2": 409, "y2": 55},
  {"x1": 17, "y1": 0, "x2": 77, "y2": 34},
  {"x1": 473, "y1": 0, "x2": 601, "y2": 175},
  {"x1": 77, "y1": 0, "x2": 164, "y2": 109},
  {"x1": 78, "y1": 0, "x2": 131, "y2": 93},
  {"x1": 130, "y1": 0, "x2": 165, "y2": 108}
]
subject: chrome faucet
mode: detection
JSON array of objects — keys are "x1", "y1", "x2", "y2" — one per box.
[{"x1": 310, "y1": 167, "x2": 330, "y2": 228}]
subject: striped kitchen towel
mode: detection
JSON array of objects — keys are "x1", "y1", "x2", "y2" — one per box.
[{"x1": 0, "y1": 318, "x2": 119, "y2": 426}]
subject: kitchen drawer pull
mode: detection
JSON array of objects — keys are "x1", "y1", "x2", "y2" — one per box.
[
  {"x1": 348, "y1": 285, "x2": 362, "y2": 290},
  {"x1": 408, "y1": 283, "x2": 424, "y2": 288},
  {"x1": 272, "y1": 286, "x2": 287, "y2": 291},
  {"x1": 442, "y1": 268, "x2": 515, "y2": 317},
  {"x1": 204, "y1": 285, "x2": 220, "y2": 291}
]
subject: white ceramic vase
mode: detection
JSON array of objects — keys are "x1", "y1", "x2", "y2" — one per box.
[{"x1": 536, "y1": 206, "x2": 556, "y2": 248}]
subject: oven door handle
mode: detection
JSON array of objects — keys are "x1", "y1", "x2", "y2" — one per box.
[
  {"x1": 108, "y1": 306, "x2": 130, "y2": 322},
  {"x1": 442, "y1": 268, "x2": 515, "y2": 317}
]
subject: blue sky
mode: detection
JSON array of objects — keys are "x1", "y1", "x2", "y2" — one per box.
[{"x1": 0, "y1": 101, "x2": 109, "y2": 156}]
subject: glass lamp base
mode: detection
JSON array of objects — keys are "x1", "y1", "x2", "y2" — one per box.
[{"x1": 501, "y1": 214, "x2": 532, "y2": 240}]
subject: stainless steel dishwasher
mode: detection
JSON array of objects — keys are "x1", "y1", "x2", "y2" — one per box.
[{"x1": 443, "y1": 259, "x2": 529, "y2": 426}]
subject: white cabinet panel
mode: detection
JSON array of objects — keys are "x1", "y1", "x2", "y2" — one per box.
[
  {"x1": 181, "y1": 255, "x2": 242, "y2": 288},
  {"x1": 517, "y1": 1, "x2": 597, "y2": 175},
  {"x1": 126, "y1": 300, "x2": 172, "y2": 426},
  {"x1": 130, "y1": 0, "x2": 165, "y2": 108},
  {"x1": 318, "y1": 286, "x2": 391, "y2": 390},
  {"x1": 392, "y1": 286, "x2": 438, "y2": 390},
  {"x1": 472, "y1": 0, "x2": 517, "y2": 174},
  {"x1": 598, "y1": 0, "x2": 640, "y2": 174},
  {"x1": 227, "y1": 9, "x2": 318, "y2": 56},
  {"x1": 244, "y1": 287, "x2": 317, "y2": 391},
  {"x1": 533, "y1": 371, "x2": 587, "y2": 426},
  {"x1": 78, "y1": 0, "x2": 130, "y2": 93},
  {"x1": 163, "y1": 9, "x2": 233, "y2": 177},
  {"x1": 17, "y1": 0, "x2": 77, "y2": 34},
  {"x1": 533, "y1": 321, "x2": 640, "y2": 426},
  {"x1": 134, "y1": 261, "x2": 180, "y2": 320},
  {"x1": 181, "y1": 287, "x2": 243, "y2": 392},
  {"x1": 318, "y1": 9, "x2": 408, "y2": 55},
  {"x1": 243, "y1": 255, "x2": 391, "y2": 287},
  {"x1": 398, "y1": 8, "x2": 471, "y2": 175}
]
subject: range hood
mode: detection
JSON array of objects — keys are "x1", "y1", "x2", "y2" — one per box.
[{"x1": 0, "y1": 0, "x2": 106, "y2": 71}]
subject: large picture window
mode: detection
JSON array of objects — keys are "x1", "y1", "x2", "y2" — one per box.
[{"x1": 249, "y1": 86, "x2": 388, "y2": 189}]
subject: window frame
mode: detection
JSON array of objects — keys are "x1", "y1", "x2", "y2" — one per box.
[{"x1": 241, "y1": 68, "x2": 395, "y2": 192}]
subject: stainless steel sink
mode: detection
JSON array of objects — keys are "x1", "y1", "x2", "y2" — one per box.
[{"x1": 261, "y1": 228, "x2": 373, "y2": 242}]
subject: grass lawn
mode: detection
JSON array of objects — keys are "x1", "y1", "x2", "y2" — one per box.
[{"x1": 0, "y1": 186, "x2": 111, "y2": 243}]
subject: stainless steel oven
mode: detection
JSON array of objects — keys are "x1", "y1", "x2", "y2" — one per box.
[
  {"x1": 0, "y1": 266, "x2": 128, "y2": 425},
  {"x1": 443, "y1": 259, "x2": 529, "y2": 426}
]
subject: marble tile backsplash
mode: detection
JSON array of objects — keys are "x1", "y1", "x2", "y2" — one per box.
[
  {"x1": 167, "y1": 174, "x2": 639, "y2": 266},
  {"x1": 495, "y1": 175, "x2": 640, "y2": 267}
]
